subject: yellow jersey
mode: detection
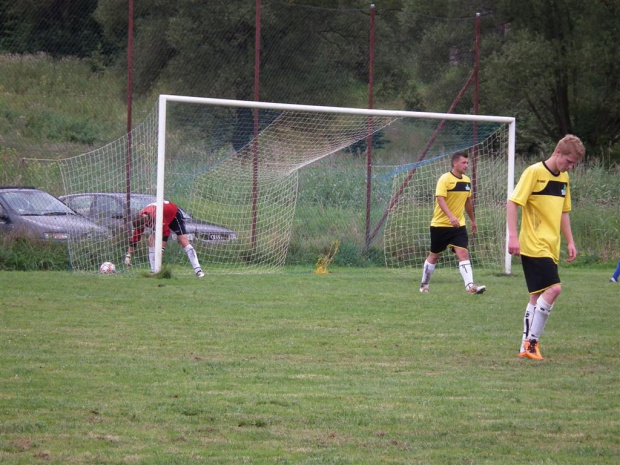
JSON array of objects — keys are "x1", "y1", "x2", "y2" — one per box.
[
  {"x1": 430, "y1": 171, "x2": 471, "y2": 227},
  {"x1": 509, "y1": 161, "x2": 571, "y2": 263}
]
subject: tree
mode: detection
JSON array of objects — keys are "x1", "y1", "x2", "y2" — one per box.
[
  {"x1": 0, "y1": 0, "x2": 110, "y2": 58},
  {"x1": 483, "y1": 0, "x2": 620, "y2": 156}
]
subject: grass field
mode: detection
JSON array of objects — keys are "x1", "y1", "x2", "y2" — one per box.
[{"x1": 0, "y1": 267, "x2": 618, "y2": 464}]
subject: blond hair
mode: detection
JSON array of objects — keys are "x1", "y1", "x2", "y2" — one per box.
[{"x1": 555, "y1": 134, "x2": 585, "y2": 161}]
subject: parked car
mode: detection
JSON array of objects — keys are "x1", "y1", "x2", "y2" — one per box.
[
  {"x1": 0, "y1": 187, "x2": 108, "y2": 241},
  {"x1": 59, "y1": 193, "x2": 237, "y2": 244}
]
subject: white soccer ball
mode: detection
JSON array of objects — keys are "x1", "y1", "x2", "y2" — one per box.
[{"x1": 99, "y1": 261, "x2": 116, "y2": 274}]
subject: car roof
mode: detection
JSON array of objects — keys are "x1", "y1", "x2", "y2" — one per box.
[
  {"x1": 0, "y1": 186, "x2": 38, "y2": 191},
  {"x1": 61, "y1": 192, "x2": 155, "y2": 198}
]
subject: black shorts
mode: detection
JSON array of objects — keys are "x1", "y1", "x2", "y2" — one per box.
[
  {"x1": 429, "y1": 226, "x2": 469, "y2": 255},
  {"x1": 521, "y1": 255, "x2": 560, "y2": 294},
  {"x1": 166, "y1": 210, "x2": 187, "y2": 240}
]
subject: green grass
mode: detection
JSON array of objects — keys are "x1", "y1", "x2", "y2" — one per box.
[
  {"x1": 0, "y1": 53, "x2": 153, "y2": 158},
  {"x1": 1, "y1": 267, "x2": 618, "y2": 464}
]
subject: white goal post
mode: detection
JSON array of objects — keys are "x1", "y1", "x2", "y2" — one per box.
[
  {"x1": 30, "y1": 94, "x2": 516, "y2": 275},
  {"x1": 152, "y1": 94, "x2": 516, "y2": 274}
]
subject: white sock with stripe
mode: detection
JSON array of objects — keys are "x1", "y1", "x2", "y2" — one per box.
[
  {"x1": 148, "y1": 247, "x2": 155, "y2": 273},
  {"x1": 520, "y1": 303, "x2": 535, "y2": 352},
  {"x1": 421, "y1": 260, "x2": 436, "y2": 286},
  {"x1": 184, "y1": 244, "x2": 201, "y2": 272},
  {"x1": 459, "y1": 260, "x2": 474, "y2": 290},
  {"x1": 529, "y1": 296, "x2": 553, "y2": 341}
]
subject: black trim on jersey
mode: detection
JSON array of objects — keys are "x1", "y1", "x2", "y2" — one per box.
[
  {"x1": 542, "y1": 160, "x2": 560, "y2": 177},
  {"x1": 448, "y1": 181, "x2": 471, "y2": 192},
  {"x1": 531, "y1": 180, "x2": 567, "y2": 198}
]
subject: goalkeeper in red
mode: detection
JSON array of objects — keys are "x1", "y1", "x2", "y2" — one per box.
[
  {"x1": 507, "y1": 134, "x2": 585, "y2": 360},
  {"x1": 124, "y1": 200, "x2": 205, "y2": 278},
  {"x1": 419, "y1": 151, "x2": 486, "y2": 295}
]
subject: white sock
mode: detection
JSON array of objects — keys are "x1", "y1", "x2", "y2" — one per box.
[
  {"x1": 184, "y1": 244, "x2": 201, "y2": 272},
  {"x1": 529, "y1": 296, "x2": 553, "y2": 341},
  {"x1": 459, "y1": 260, "x2": 474, "y2": 290},
  {"x1": 520, "y1": 303, "x2": 535, "y2": 352},
  {"x1": 421, "y1": 260, "x2": 436, "y2": 286},
  {"x1": 148, "y1": 247, "x2": 155, "y2": 273}
]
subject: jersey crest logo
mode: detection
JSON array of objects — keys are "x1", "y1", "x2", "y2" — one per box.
[{"x1": 561, "y1": 184, "x2": 567, "y2": 196}]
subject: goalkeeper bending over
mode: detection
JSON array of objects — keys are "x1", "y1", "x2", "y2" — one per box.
[{"x1": 125, "y1": 200, "x2": 205, "y2": 278}]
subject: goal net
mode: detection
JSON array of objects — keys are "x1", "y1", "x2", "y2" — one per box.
[{"x1": 22, "y1": 96, "x2": 514, "y2": 274}]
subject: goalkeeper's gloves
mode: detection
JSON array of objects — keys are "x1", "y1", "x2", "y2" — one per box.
[{"x1": 124, "y1": 252, "x2": 132, "y2": 266}]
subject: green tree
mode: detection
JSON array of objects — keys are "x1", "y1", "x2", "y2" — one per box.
[
  {"x1": 94, "y1": 0, "x2": 407, "y2": 104},
  {"x1": 483, "y1": 0, "x2": 620, "y2": 156},
  {"x1": 0, "y1": 0, "x2": 111, "y2": 57}
]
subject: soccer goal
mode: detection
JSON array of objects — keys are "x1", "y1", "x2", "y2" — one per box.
[{"x1": 52, "y1": 95, "x2": 515, "y2": 275}]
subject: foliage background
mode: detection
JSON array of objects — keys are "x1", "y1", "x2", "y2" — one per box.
[
  {"x1": 0, "y1": 0, "x2": 618, "y2": 269},
  {"x1": 1, "y1": 0, "x2": 619, "y2": 157}
]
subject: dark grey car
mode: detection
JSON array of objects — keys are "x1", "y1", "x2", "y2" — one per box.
[
  {"x1": 59, "y1": 193, "x2": 237, "y2": 244},
  {"x1": 0, "y1": 187, "x2": 108, "y2": 241}
]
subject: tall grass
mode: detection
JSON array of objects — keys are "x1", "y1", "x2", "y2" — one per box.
[
  {"x1": 0, "y1": 53, "x2": 152, "y2": 158},
  {"x1": 568, "y1": 155, "x2": 620, "y2": 262},
  {"x1": 0, "y1": 235, "x2": 69, "y2": 271}
]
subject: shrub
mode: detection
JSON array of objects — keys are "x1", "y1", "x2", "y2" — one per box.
[{"x1": 0, "y1": 236, "x2": 69, "y2": 271}]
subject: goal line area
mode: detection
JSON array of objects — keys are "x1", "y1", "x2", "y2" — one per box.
[{"x1": 23, "y1": 95, "x2": 516, "y2": 275}]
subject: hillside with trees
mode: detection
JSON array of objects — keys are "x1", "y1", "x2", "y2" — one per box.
[{"x1": 1, "y1": 0, "x2": 618, "y2": 160}]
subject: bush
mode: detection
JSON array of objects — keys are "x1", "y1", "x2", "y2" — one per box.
[{"x1": 0, "y1": 236, "x2": 69, "y2": 271}]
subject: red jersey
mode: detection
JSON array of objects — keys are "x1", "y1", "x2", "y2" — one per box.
[{"x1": 130, "y1": 201, "x2": 179, "y2": 244}]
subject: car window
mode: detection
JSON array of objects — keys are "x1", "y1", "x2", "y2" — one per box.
[
  {"x1": 65, "y1": 195, "x2": 94, "y2": 216},
  {"x1": 94, "y1": 196, "x2": 123, "y2": 218},
  {"x1": 0, "y1": 203, "x2": 6, "y2": 220},
  {"x1": 130, "y1": 196, "x2": 156, "y2": 212},
  {"x1": 0, "y1": 191, "x2": 73, "y2": 215}
]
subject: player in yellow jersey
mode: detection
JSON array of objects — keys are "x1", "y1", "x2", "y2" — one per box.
[
  {"x1": 419, "y1": 151, "x2": 486, "y2": 295},
  {"x1": 507, "y1": 134, "x2": 586, "y2": 360}
]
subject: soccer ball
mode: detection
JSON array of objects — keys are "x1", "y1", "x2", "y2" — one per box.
[{"x1": 99, "y1": 261, "x2": 116, "y2": 274}]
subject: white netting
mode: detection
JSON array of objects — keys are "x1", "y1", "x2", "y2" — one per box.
[
  {"x1": 15, "y1": 98, "x2": 511, "y2": 274},
  {"x1": 383, "y1": 126, "x2": 510, "y2": 270}
]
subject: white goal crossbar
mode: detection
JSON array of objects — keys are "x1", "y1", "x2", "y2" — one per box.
[{"x1": 154, "y1": 94, "x2": 516, "y2": 274}]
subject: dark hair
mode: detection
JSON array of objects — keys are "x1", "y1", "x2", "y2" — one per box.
[
  {"x1": 131, "y1": 212, "x2": 150, "y2": 230},
  {"x1": 451, "y1": 151, "x2": 468, "y2": 164}
]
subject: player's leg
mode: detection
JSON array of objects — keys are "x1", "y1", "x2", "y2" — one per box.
[
  {"x1": 518, "y1": 301, "x2": 536, "y2": 356},
  {"x1": 611, "y1": 259, "x2": 620, "y2": 282},
  {"x1": 454, "y1": 247, "x2": 475, "y2": 290},
  {"x1": 147, "y1": 234, "x2": 156, "y2": 272},
  {"x1": 519, "y1": 256, "x2": 561, "y2": 360},
  {"x1": 147, "y1": 234, "x2": 167, "y2": 273},
  {"x1": 529, "y1": 285, "x2": 559, "y2": 340},
  {"x1": 420, "y1": 227, "x2": 445, "y2": 293},
  {"x1": 420, "y1": 252, "x2": 439, "y2": 293},
  {"x1": 170, "y1": 212, "x2": 204, "y2": 277},
  {"x1": 177, "y1": 234, "x2": 204, "y2": 277},
  {"x1": 452, "y1": 227, "x2": 485, "y2": 294}
]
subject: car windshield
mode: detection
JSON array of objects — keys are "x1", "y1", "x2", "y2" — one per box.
[{"x1": 1, "y1": 191, "x2": 75, "y2": 216}]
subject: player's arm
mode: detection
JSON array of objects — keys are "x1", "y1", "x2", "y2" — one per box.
[
  {"x1": 506, "y1": 200, "x2": 520, "y2": 256},
  {"x1": 560, "y1": 211, "x2": 577, "y2": 262},
  {"x1": 436, "y1": 196, "x2": 459, "y2": 227},
  {"x1": 125, "y1": 229, "x2": 142, "y2": 266},
  {"x1": 464, "y1": 197, "x2": 477, "y2": 233}
]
